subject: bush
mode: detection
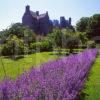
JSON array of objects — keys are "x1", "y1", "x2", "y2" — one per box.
[
  {"x1": 30, "y1": 40, "x2": 53, "y2": 52},
  {"x1": 1, "y1": 35, "x2": 26, "y2": 56},
  {"x1": 66, "y1": 36, "x2": 80, "y2": 53},
  {"x1": 0, "y1": 23, "x2": 36, "y2": 46},
  {"x1": 87, "y1": 40, "x2": 96, "y2": 48},
  {"x1": 81, "y1": 45, "x2": 87, "y2": 49}
]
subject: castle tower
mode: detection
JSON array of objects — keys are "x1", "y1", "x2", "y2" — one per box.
[
  {"x1": 26, "y1": 5, "x2": 30, "y2": 12},
  {"x1": 69, "y1": 17, "x2": 71, "y2": 26},
  {"x1": 46, "y1": 11, "x2": 48, "y2": 15},
  {"x1": 36, "y1": 11, "x2": 39, "y2": 16},
  {"x1": 60, "y1": 16, "x2": 67, "y2": 28}
]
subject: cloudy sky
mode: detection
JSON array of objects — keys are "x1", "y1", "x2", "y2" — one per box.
[{"x1": 0, "y1": 0, "x2": 100, "y2": 31}]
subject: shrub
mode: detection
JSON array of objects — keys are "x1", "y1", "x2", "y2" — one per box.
[
  {"x1": 30, "y1": 40, "x2": 53, "y2": 52},
  {"x1": 87, "y1": 40, "x2": 96, "y2": 48},
  {"x1": 66, "y1": 36, "x2": 80, "y2": 53},
  {"x1": 81, "y1": 45, "x2": 87, "y2": 49},
  {"x1": 1, "y1": 35, "x2": 26, "y2": 56}
]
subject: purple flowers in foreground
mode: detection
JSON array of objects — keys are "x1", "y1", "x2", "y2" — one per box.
[{"x1": 0, "y1": 49, "x2": 98, "y2": 100}]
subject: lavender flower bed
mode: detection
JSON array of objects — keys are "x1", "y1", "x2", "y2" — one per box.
[{"x1": 0, "y1": 49, "x2": 98, "y2": 100}]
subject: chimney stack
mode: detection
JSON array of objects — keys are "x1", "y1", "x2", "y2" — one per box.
[
  {"x1": 69, "y1": 17, "x2": 71, "y2": 26},
  {"x1": 46, "y1": 11, "x2": 48, "y2": 15},
  {"x1": 26, "y1": 5, "x2": 30, "y2": 12},
  {"x1": 36, "y1": 11, "x2": 39, "y2": 16}
]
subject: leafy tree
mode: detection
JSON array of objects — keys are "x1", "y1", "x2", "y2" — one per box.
[
  {"x1": 78, "y1": 32, "x2": 88, "y2": 45},
  {"x1": 66, "y1": 36, "x2": 80, "y2": 53},
  {"x1": 87, "y1": 14, "x2": 100, "y2": 42},
  {"x1": 47, "y1": 28, "x2": 63, "y2": 48},
  {"x1": 61, "y1": 29, "x2": 80, "y2": 53},
  {"x1": 76, "y1": 17, "x2": 89, "y2": 32},
  {"x1": 30, "y1": 40, "x2": 53, "y2": 52},
  {"x1": 47, "y1": 28, "x2": 80, "y2": 54},
  {"x1": 87, "y1": 40, "x2": 96, "y2": 48},
  {"x1": 0, "y1": 23, "x2": 36, "y2": 47},
  {"x1": 7, "y1": 23, "x2": 25, "y2": 38},
  {"x1": 1, "y1": 35, "x2": 26, "y2": 58},
  {"x1": 23, "y1": 27, "x2": 36, "y2": 47},
  {"x1": 0, "y1": 29, "x2": 9, "y2": 43}
]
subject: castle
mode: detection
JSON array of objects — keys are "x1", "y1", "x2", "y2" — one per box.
[{"x1": 22, "y1": 5, "x2": 73, "y2": 34}]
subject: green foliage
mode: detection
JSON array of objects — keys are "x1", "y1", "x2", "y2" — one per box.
[
  {"x1": 47, "y1": 28, "x2": 63, "y2": 48},
  {"x1": 61, "y1": 28, "x2": 75, "y2": 36},
  {"x1": 87, "y1": 40, "x2": 96, "y2": 48},
  {"x1": 1, "y1": 35, "x2": 26, "y2": 56},
  {"x1": 78, "y1": 32, "x2": 88, "y2": 45},
  {"x1": 8, "y1": 23, "x2": 25, "y2": 38},
  {"x1": 47, "y1": 28, "x2": 81, "y2": 53},
  {"x1": 76, "y1": 14, "x2": 100, "y2": 43},
  {"x1": 0, "y1": 29, "x2": 10, "y2": 43},
  {"x1": 0, "y1": 23, "x2": 36, "y2": 45},
  {"x1": 87, "y1": 14, "x2": 100, "y2": 41},
  {"x1": 76, "y1": 17, "x2": 89, "y2": 32},
  {"x1": 61, "y1": 29, "x2": 80, "y2": 53},
  {"x1": 30, "y1": 40, "x2": 53, "y2": 52},
  {"x1": 66, "y1": 36, "x2": 80, "y2": 53},
  {"x1": 23, "y1": 26, "x2": 36, "y2": 45}
]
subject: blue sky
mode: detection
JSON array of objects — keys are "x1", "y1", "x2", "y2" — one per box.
[{"x1": 0, "y1": 0, "x2": 100, "y2": 31}]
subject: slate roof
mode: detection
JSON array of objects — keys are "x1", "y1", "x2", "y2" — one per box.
[
  {"x1": 30, "y1": 11, "x2": 37, "y2": 18},
  {"x1": 30, "y1": 11, "x2": 46, "y2": 19}
]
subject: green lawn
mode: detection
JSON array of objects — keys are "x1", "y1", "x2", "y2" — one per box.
[
  {"x1": 1, "y1": 49, "x2": 100, "y2": 99},
  {"x1": 85, "y1": 54, "x2": 100, "y2": 100},
  {"x1": 0, "y1": 52, "x2": 58, "y2": 81}
]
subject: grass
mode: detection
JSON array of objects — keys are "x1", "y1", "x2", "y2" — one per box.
[
  {"x1": 0, "y1": 49, "x2": 84, "y2": 81},
  {"x1": 0, "y1": 52, "x2": 58, "y2": 81},
  {"x1": 96, "y1": 44, "x2": 100, "y2": 49},
  {"x1": 84, "y1": 54, "x2": 100, "y2": 100},
  {"x1": 1, "y1": 48, "x2": 99, "y2": 99}
]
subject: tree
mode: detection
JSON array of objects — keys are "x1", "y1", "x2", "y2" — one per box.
[
  {"x1": 0, "y1": 29, "x2": 9, "y2": 44},
  {"x1": 47, "y1": 28, "x2": 80, "y2": 54},
  {"x1": 47, "y1": 28, "x2": 63, "y2": 48},
  {"x1": 1, "y1": 35, "x2": 26, "y2": 59},
  {"x1": 66, "y1": 36, "x2": 80, "y2": 53},
  {"x1": 8, "y1": 23, "x2": 25, "y2": 38},
  {"x1": 87, "y1": 14, "x2": 100, "y2": 43},
  {"x1": 30, "y1": 40, "x2": 53, "y2": 52},
  {"x1": 78, "y1": 32, "x2": 88, "y2": 45},
  {"x1": 76, "y1": 17, "x2": 89, "y2": 32},
  {"x1": 0, "y1": 23, "x2": 36, "y2": 46}
]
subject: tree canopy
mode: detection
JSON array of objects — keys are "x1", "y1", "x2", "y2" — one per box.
[
  {"x1": 87, "y1": 14, "x2": 100, "y2": 37},
  {"x1": 76, "y1": 17, "x2": 89, "y2": 32},
  {"x1": 0, "y1": 23, "x2": 36, "y2": 44}
]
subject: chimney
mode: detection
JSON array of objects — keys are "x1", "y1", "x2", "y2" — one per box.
[
  {"x1": 69, "y1": 17, "x2": 71, "y2": 26},
  {"x1": 26, "y1": 5, "x2": 30, "y2": 12},
  {"x1": 46, "y1": 11, "x2": 48, "y2": 15},
  {"x1": 36, "y1": 11, "x2": 39, "y2": 16}
]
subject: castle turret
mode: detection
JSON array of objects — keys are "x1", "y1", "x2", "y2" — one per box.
[
  {"x1": 60, "y1": 16, "x2": 67, "y2": 28},
  {"x1": 69, "y1": 17, "x2": 71, "y2": 26},
  {"x1": 26, "y1": 5, "x2": 30, "y2": 12},
  {"x1": 36, "y1": 11, "x2": 39, "y2": 16},
  {"x1": 46, "y1": 11, "x2": 48, "y2": 15}
]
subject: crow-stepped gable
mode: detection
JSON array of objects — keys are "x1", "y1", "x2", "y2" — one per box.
[
  {"x1": 22, "y1": 5, "x2": 73, "y2": 34},
  {"x1": 22, "y1": 5, "x2": 52, "y2": 34}
]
